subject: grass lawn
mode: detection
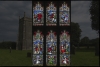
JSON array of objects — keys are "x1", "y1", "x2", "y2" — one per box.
[
  {"x1": 71, "y1": 47, "x2": 99, "y2": 66},
  {"x1": 0, "y1": 48, "x2": 99, "y2": 66},
  {"x1": 71, "y1": 52, "x2": 99, "y2": 66},
  {"x1": 0, "y1": 49, "x2": 32, "y2": 66}
]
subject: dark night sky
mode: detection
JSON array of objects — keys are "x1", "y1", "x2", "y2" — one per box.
[
  {"x1": 0, "y1": 1, "x2": 32, "y2": 42},
  {"x1": 71, "y1": 1, "x2": 98, "y2": 39},
  {"x1": 0, "y1": 1, "x2": 98, "y2": 42}
]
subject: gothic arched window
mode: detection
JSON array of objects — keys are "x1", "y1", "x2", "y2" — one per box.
[
  {"x1": 32, "y1": 1, "x2": 70, "y2": 66},
  {"x1": 46, "y1": 2, "x2": 57, "y2": 26},
  {"x1": 33, "y1": 2, "x2": 44, "y2": 26},
  {"x1": 46, "y1": 30, "x2": 57, "y2": 66},
  {"x1": 59, "y1": 2, "x2": 70, "y2": 26},
  {"x1": 33, "y1": 30, "x2": 44, "y2": 66},
  {"x1": 60, "y1": 30, "x2": 70, "y2": 66}
]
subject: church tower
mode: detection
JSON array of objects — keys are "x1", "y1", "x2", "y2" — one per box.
[{"x1": 16, "y1": 12, "x2": 32, "y2": 50}]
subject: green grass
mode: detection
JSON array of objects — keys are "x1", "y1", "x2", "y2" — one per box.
[
  {"x1": 0, "y1": 48, "x2": 99, "y2": 66},
  {"x1": 0, "y1": 49, "x2": 32, "y2": 66},
  {"x1": 71, "y1": 47, "x2": 99, "y2": 66},
  {"x1": 71, "y1": 52, "x2": 99, "y2": 66}
]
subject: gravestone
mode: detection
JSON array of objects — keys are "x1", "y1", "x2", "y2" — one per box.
[{"x1": 27, "y1": 52, "x2": 32, "y2": 57}]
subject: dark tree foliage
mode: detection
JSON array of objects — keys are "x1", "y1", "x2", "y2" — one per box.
[
  {"x1": 70, "y1": 22, "x2": 82, "y2": 54},
  {"x1": 0, "y1": 41, "x2": 16, "y2": 49},
  {"x1": 71, "y1": 22, "x2": 82, "y2": 46},
  {"x1": 90, "y1": 38, "x2": 99, "y2": 45},
  {"x1": 89, "y1": 1, "x2": 99, "y2": 34},
  {"x1": 80, "y1": 36, "x2": 90, "y2": 49}
]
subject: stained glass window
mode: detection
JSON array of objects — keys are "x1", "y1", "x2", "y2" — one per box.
[
  {"x1": 59, "y1": 2, "x2": 70, "y2": 26},
  {"x1": 46, "y1": 30, "x2": 57, "y2": 66},
  {"x1": 46, "y1": 2, "x2": 57, "y2": 26},
  {"x1": 33, "y1": 30, "x2": 44, "y2": 66},
  {"x1": 60, "y1": 30, "x2": 70, "y2": 66},
  {"x1": 33, "y1": 2, "x2": 44, "y2": 26},
  {"x1": 32, "y1": 1, "x2": 70, "y2": 66}
]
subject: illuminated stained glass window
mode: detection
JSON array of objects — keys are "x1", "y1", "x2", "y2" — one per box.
[
  {"x1": 60, "y1": 30, "x2": 70, "y2": 66},
  {"x1": 46, "y1": 2, "x2": 57, "y2": 26},
  {"x1": 59, "y1": 2, "x2": 70, "y2": 26},
  {"x1": 33, "y1": 2, "x2": 44, "y2": 26},
  {"x1": 32, "y1": 1, "x2": 70, "y2": 66},
  {"x1": 46, "y1": 30, "x2": 57, "y2": 66},
  {"x1": 33, "y1": 30, "x2": 44, "y2": 66}
]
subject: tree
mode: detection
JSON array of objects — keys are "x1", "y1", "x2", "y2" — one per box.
[
  {"x1": 90, "y1": 38, "x2": 99, "y2": 45},
  {"x1": 71, "y1": 22, "x2": 82, "y2": 54},
  {"x1": 89, "y1": 1, "x2": 99, "y2": 56},
  {"x1": 80, "y1": 36, "x2": 90, "y2": 49},
  {"x1": 0, "y1": 41, "x2": 16, "y2": 49},
  {"x1": 89, "y1": 1, "x2": 99, "y2": 34},
  {"x1": 90, "y1": 38, "x2": 99, "y2": 56},
  {"x1": 71, "y1": 22, "x2": 82, "y2": 46}
]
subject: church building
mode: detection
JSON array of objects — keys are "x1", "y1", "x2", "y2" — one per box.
[{"x1": 16, "y1": 12, "x2": 32, "y2": 50}]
